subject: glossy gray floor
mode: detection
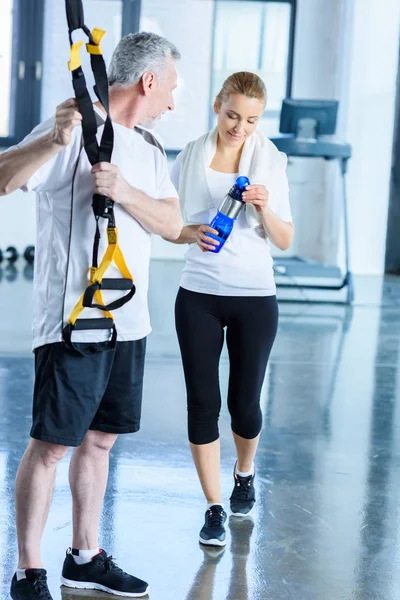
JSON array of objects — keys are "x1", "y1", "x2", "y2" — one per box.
[{"x1": 1, "y1": 261, "x2": 400, "y2": 600}]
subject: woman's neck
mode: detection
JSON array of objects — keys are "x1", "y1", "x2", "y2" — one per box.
[{"x1": 210, "y1": 136, "x2": 244, "y2": 173}]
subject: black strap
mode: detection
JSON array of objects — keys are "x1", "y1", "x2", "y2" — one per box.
[
  {"x1": 63, "y1": 319, "x2": 117, "y2": 356},
  {"x1": 66, "y1": 0, "x2": 114, "y2": 169},
  {"x1": 91, "y1": 53, "x2": 114, "y2": 163},
  {"x1": 82, "y1": 279, "x2": 136, "y2": 311},
  {"x1": 65, "y1": 0, "x2": 92, "y2": 42},
  {"x1": 64, "y1": 0, "x2": 135, "y2": 352},
  {"x1": 72, "y1": 68, "x2": 99, "y2": 166}
]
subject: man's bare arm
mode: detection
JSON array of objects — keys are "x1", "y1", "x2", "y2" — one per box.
[{"x1": 0, "y1": 99, "x2": 82, "y2": 196}]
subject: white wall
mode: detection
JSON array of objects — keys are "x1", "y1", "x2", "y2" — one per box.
[
  {"x1": 0, "y1": 0, "x2": 399, "y2": 275},
  {"x1": 338, "y1": 0, "x2": 400, "y2": 275}
]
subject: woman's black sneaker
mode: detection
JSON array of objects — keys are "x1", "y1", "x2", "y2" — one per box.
[
  {"x1": 230, "y1": 464, "x2": 256, "y2": 516},
  {"x1": 60, "y1": 549, "x2": 149, "y2": 597},
  {"x1": 10, "y1": 569, "x2": 53, "y2": 600},
  {"x1": 199, "y1": 505, "x2": 227, "y2": 546}
]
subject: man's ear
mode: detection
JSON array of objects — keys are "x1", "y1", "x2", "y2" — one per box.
[{"x1": 142, "y1": 71, "x2": 156, "y2": 95}]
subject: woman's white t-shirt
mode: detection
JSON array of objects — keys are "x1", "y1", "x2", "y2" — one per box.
[{"x1": 170, "y1": 154, "x2": 292, "y2": 297}]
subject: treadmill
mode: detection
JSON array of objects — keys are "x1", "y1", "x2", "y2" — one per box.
[{"x1": 270, "y1": 99, "x2": 353, "y2": 304}]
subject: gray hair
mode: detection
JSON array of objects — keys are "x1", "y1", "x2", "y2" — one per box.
[{"x1": 108, "y1": 31, "x2": 180, "y2": 87}]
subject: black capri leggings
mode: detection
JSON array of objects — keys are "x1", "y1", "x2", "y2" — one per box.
[{"x1": 175, "y1": 287, "x2": 279, "y2": 445}]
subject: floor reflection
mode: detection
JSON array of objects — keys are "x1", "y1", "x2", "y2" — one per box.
[{"x1": 0, "y1": 269, "x2": 399, "y2": 599}]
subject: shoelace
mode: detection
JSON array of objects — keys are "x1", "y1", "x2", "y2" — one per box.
[
  {"x1": 233, "y1": 475, "x2": 253, "y2": 500},
  {"x1": 206, "y1": 506, "x2": 225, "y2": 528},
  {"x1": 32, "y1": 575, "x2": 52, "y2": 599},
  {"x1": 103, "y1": 555, "x2": 125, "y2": 575}
]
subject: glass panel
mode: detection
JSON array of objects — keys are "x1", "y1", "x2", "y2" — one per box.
[
  {"x1": 41, "y1": 0, "x2": 123, "y2": 120},
  {"x1": 139, "y1": 0, "x2": 215, "y2": 150},
  {"x1": 260, "y1": 2, "x2": 291, "y2": 111},
  {"x1": 0, "y1": 0, "x2": 13, "y2": 137},
  {"x1": 212, "y1": 1, "x2": 291, "y2": 126}
]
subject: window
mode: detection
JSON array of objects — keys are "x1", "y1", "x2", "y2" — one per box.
[
  {"x1": 139, "y1": 0, "x2": 296, "y2": 153},
  {"x1": 0, "y1": 0, "x2": 45, "y2": 147},
  {"x1": 210, "y1": 0, "x2": 296, "y2": 136},
  {"x1": 0, "y1": 0, "x2": 140, "y2": 147},
  {"x1": 0, "y1": 0, "x2": 13, "y2": 139},
  {"x1": 41, "y1": 0, "x2": 141, "y2": 123}
]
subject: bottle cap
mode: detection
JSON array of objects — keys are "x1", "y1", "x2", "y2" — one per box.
[{"x1": 234, "y1": 176, "x2": 250, "y2": 191}]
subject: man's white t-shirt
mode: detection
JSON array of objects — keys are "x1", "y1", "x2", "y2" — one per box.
[
  {"x1": 10, "y1": 106, "x2": 177, "y2": 350},
  {"x1": 170, "y1": 153, "x2": 292, "y2": 297}
]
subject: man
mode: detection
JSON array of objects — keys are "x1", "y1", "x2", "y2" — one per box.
[{"x1": 0, "y1": 31, "x2": 182, "y2": 600}]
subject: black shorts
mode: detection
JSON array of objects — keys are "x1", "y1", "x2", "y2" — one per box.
[{"x1": 31, "y1": 339, "x2": 147, "y2": 447}]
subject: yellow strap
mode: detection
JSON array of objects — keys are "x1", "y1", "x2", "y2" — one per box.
[
  {"x1": 86, "y1": 27, "x2": 106, "y2": 55},
  {"x1": 90, "y1": 228, "x2": 118, "y2": 284},
  {"x1": 89, "y1": 228, "x2": 134, "y2": 284},
  {"x1": 67, "y1": 227, "x2": 134, "y2": 326},
  {"x1": 114, "y1": 245, "x2": 134, "y2": 281},
  {"x1": 68, "y1": 41, "x2": 83, "y2": 71},
  {"x1": 68, "y1": 291, "x2": 86, "y2": 326},
  {"x1": 107, "y1": 227, "x2": 117, "y2": 245},
  {"x1": 68, "y1": 287, "x2": 113, "y2": 326}
]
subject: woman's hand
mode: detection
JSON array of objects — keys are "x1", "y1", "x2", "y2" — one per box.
[
  {"x1": 196, "y1": 225, "x2": 220, "y2": 252},
  {"x1": 242, "y1": 184, "x2": 269, "y2": 213}
]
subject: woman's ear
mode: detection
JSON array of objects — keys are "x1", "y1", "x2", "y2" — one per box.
[{"x1": 214, "y1": 101, "x2": 220, "y2": 115}]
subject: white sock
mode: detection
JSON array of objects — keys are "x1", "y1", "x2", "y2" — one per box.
[
  {"x1": 207, "y1": 502, "x2": 224, "y2": 510},
  {"x1": 236, "y1": 463, "x2": 254, "y2": 478},
  {"x1": 71, "y1": 548, "x2": 100, "y2": 565},
  {"x1": 16, "y1": 569, "x2": 27, "y2": 581}
]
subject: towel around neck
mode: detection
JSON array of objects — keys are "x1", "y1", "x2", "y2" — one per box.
[{"x1": 177, "y1": 127, "x2": 288, "y2": 228}]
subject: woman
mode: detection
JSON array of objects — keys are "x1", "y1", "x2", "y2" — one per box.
[{"x1": 168, "y1": 72, "x2": 294, "y2": 547}]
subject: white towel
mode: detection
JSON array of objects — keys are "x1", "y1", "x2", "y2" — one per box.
[{"x1": 177, "y1": 127, "x2": 288, "y2": 228}]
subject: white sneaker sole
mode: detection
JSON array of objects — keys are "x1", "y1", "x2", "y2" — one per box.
[
  {"x1": 199, "y1": 536, "x2": 227, "y2": 547},
  {"x1": 60, "y1": 576, "x2": 149, "y2": 597}
]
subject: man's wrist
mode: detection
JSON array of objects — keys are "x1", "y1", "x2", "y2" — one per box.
[
  {"x1": 44, "y1": 131, "x2": 65, "y2": 152},
  {"x1": 119, "y1": 182, "x2": 138, "y2": 207}
]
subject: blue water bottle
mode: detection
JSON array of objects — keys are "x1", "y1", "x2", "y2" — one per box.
[{"x1": 206, "y1": 176, "x2": 250, "y2": 253}]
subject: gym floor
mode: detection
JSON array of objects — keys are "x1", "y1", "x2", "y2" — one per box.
[{"x1": 1, "y1": 261, "x2": 400, "y2": 600}]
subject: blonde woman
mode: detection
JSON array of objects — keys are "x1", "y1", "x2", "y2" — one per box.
[{"x1": 168, "y1": 72, "x2": 294, "y2": 546}]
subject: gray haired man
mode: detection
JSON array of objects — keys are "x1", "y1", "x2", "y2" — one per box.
[{"x1": 0, "y1": 32, "x2": 182, "y2": 600}]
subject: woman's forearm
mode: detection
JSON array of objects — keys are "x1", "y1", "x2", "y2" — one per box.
[
  {"x1": 165, "y1": 224, "x2": 199, "y2": 244},
  {"x1": 260, "y1": 207, "x2": 294, "y2": 251}
]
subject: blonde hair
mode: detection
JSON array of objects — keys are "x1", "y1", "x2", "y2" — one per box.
[{"x1": 215, "y1": 72, "x2": 267, "y2": 108}]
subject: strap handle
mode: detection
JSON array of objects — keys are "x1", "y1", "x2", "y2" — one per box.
[
  {"x1": 65, "y1": 0, "x2": 92, "y2": 42},
  {"x1": 83, "y1": 279, "x2": 136, "y2": 311},
  {"x1": 62, "y1": 318, "x2": 117, "y2": 356}
]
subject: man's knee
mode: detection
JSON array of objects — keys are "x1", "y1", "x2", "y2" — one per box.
[
  {"x1": 81, "y1": 430, "x2": 118, "y2": 453},
  {"x1": 27, "y1": 438, "x2": 69, "y2": 467}
]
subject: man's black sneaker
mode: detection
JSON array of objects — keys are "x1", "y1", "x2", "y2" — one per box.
[
  {"x1": 10, "y1": 569, "x2": 53, "y2": 600},
  {"x1": 60, "y1": 549, "x2": 149, "y2": 597},
  {"x1": 199, "y1": 505, "x2": 227, "y2": 546},
  {"x1": 230, "y1": 463, "x2": 256, "y2": 516}
]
